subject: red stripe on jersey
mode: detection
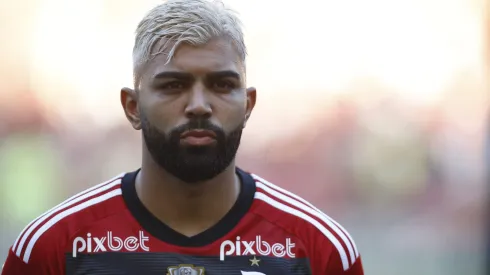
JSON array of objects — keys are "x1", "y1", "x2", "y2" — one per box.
[
  {"x1": 253, "y1": 176, "x2": 358, "y2": 271},
  {"x1": 13, "y1": 176, "x2": 123, "y2": 262},
  {"x1": 252, "y1": 174, "x2": 359, "y2": 258}
]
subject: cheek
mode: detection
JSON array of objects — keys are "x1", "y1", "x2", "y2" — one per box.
[
  {"x1": 215, "y1": 97, "x2": 247, "y2": 129},
  {"x1": 141, "y1": 100, "x2": 181, "y2": 132}
]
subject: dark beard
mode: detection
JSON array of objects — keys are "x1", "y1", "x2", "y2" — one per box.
[{"x1": 141, "y1": 115, "x2": 243, "y2": 183}]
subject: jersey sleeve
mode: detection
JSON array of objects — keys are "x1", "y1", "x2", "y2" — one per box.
[
  {"x1": 323, "y1": 246, "x2": 364, "y2": 275},
  {"x1": 2, "y1": 244, "x2": 64, "y2": 275},
  {"x1": 2, "y1": 226, "x2": 66, "y2": 275},
  {"x1": 310, "y1": 227, "x2": 364, "y2": 275}
]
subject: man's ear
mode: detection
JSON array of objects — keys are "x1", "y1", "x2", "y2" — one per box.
[
  {"x1": 120, "y1": 87, "x2": 141, "y2": 130},
  {"x1": 243, "y1": 87, "x2": 256, "y2": 128}
]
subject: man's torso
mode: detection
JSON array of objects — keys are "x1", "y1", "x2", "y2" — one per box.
[{"x1": 6, "y1": 169, "x2": 361, "y2": 275}]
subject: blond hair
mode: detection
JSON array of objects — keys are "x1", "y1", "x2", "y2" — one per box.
[{"x1": 132, "y1": 0, "x2": 246, "y2": 87}]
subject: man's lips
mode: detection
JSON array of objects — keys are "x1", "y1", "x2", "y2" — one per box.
[
  {"x1": 180, "y1": 129, "x2": 217, "y2": 146},
  {"x1": 181, "y1": 129, "x2": 217, "y2": 138}
]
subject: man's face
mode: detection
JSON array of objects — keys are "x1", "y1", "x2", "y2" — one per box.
[{"x1": 122, "y1": 38, "x2": 255, "y2": 183}]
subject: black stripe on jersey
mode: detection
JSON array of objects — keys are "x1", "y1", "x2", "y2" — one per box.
[{"x1": 66, "y1": 252, "x2": 311, "y2": 275}]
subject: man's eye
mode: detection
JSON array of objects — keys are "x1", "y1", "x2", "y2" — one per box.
[
  {"x1": 213, "y1": 80, "x2": 235, "y2": 91},
  {"x1": 161, "y1": 81, "x2": 185, "y2": 90}
]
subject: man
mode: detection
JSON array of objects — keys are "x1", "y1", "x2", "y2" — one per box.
[{"x1": 2, "y1": 0, "x2": 364, "y2": 274}]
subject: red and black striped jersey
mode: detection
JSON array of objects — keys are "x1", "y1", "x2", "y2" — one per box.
[{"x1": 2, "y1": 168, "x2": 363, "y2": 275}]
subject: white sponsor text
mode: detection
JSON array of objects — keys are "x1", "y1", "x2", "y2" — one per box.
[
  {"x1": 220, "y1": 236, "x2": 295, "y2": 261},
  {"x1": 72, "y1": 231, "x2": 149, "y2": 257}
]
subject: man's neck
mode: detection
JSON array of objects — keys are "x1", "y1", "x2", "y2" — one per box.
[{"x1": 135, "y1": 156, "x2": 240, "y2": 237}]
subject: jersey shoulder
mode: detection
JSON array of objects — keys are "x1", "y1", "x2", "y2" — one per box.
[
  {"x1": 250, "y1": 173, "x2": 361, "y2": 273},
  {"x1": 9, "y1": 173, "x2": 125, "y2": 265}
]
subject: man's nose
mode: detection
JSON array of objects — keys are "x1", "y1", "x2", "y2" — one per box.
[{"x1": 184, "y1": 84, "x2": 212, "y2": 119}]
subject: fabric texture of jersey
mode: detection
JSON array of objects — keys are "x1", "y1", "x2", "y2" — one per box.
[{"x1": 2, "y1": 168, "x2": 364, "y2": 275}]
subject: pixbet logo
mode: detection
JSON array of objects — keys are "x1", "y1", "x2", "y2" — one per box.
[
  {"x1": 72, "y1": 231, "x2": 149, "y2": 257},
  {"x1": 219, "y1": 236, "x2": 295, "y2": 261}
]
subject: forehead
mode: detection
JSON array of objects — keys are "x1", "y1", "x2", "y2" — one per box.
[{"x1": 146, "y1": 38, "x2": 243, "y2": 77}]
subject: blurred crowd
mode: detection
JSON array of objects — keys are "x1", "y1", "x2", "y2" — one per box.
[{"x1": 0, "y1": 73, "x2": 487, "y2": 274}]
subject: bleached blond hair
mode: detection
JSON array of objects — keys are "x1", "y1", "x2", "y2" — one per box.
[{"x1": 132, "y1": 0, "x2": 247, "y2": 87}]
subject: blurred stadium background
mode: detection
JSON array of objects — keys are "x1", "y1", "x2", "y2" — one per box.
[{"x1": 0, "y1": 0, "x2": 489, "y2": 274}]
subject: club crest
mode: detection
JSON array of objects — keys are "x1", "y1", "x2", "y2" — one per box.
[{"x1": 167, "y1": 264, "x2": 205, "y2": 275}]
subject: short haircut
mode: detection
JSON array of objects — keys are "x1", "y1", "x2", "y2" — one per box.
[{"x1": 132, "y1": 0, "x2": 247, "y2": 87}]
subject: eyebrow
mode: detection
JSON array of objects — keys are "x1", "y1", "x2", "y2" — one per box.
[{"x1": 152, "y1": 70, "x2": 241, "y2": 81}]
